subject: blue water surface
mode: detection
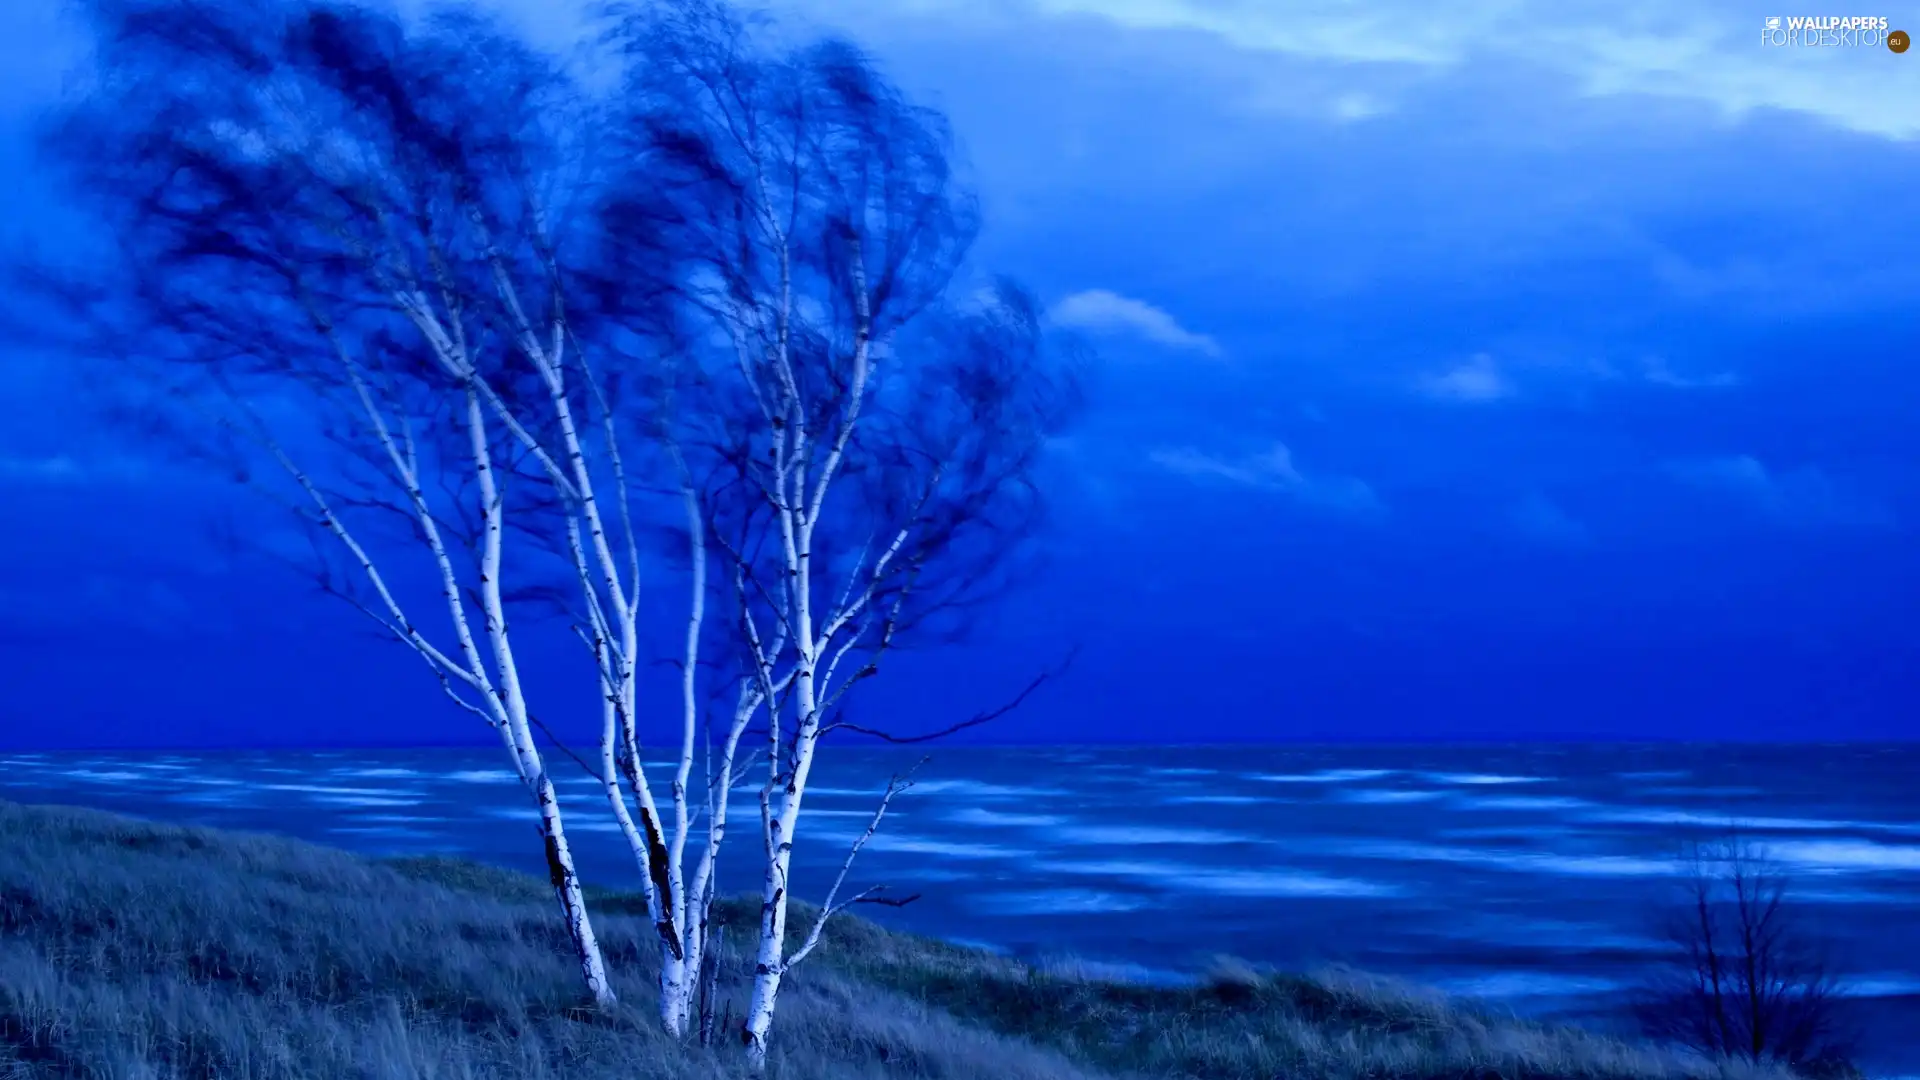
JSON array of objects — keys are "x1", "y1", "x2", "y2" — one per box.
[{"x1": 5, "y1": 742, "x2": 1917, "y2": 1070}]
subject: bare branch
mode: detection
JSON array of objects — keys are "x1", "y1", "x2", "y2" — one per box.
[
  {"x1": 780, "y1": 757, "x2": 927, "y2": 972},
  {"x1": 824, "y1": 643, "x2": 1079, "y2": 744}
]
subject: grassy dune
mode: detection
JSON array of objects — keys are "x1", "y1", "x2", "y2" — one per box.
[{"x1": 0, "y1": 799, "x2": 1795, "y2": 1080}]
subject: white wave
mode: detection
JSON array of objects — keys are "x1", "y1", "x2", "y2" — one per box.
[
  {"x1": 1421, "y1": 772, "x2": 1546, "y2": 786},
  {"x1": 1765, "y1": 839, "x2": 1920, "y2": 873},
  {"x1": 1590, "y1": 808, "x2": 1920, "y2": 836},
  {"x1": 1183, "y1": 867, "x2": 1401, "y2": 897},
  {"x1": 1347, "y1": 840, "x2": 1675, "y2": 877},
  {"x1": 1034, "y1": 858, "x2": 1397, "y2": 897},
  {"x1": 1435, "y1": 972, "x2": 1622, "y2": 999},
  {"x1": 972, "y1": 889, "x2": 1150, "y2": 915},
  {"x1": 60, "y1": 769, "x2": 145, "y2": 782},
  {"x1": 1440, "y1": 825, "x2": 1576, "y2": 841},
  {"x1": 1497, "y1": 851, "x2": 1677, "y2": 876},
  {"x1": 565, "y1": 819, "x2": 626, "y2": 833},
  {"x1": 1841, "y1": 975, "x2": 1920, "y2": 997},
  {"x1": 1251, "y1": 768, "x2": 1395, "y2": 784},
  {"x1": 261, "y1": 783, "x2": 423, "y2": 798},
  {"x1": 328, "y1": 825, "x2": 434, "y2": 838},
  {"x1": 309, "y1": 795, "x2": 422, "y2": 808},
  {"x1": 908, "y1": 779, "x2": 1069, "y2": 799},
  {"x1": 861, "y1": 834, "x2": 1022, "y2": 859},
  {"x1": 1050, "y1": 824, "x2": 1251, "y2": 845},
  {"x1": 1163, "y1": 794, "x2": 1273, "y2": 805},
  {"x1": 1338, "y1": 789, "x2": 1447, "y2": 804},
  {"x1": 1466, "y1": 795, "x2": 1591, "y2": 811},
  {"x1": 335, "y1": 768, "x2": 422, "y2": 779},
  {"x1": 444, "y1": 770, "x2": 518, "y2": 784},
  {"x1": 1146, "y1": 767, "x2": 1217, "y2": 778},
  {"x1": 944, "y1": 937, "x2": 1013, "y2": 955},
  {"x1": 1797, "y1": 886, "x2": 1913, "y2": 904},
  {"x1": 948, "y1": 807, "x2": 1069, "y2": 828}
]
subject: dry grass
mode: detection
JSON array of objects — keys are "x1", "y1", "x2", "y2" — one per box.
[{"x1": 0, "y1": 799, "x2": 1798, "y2": 1080}]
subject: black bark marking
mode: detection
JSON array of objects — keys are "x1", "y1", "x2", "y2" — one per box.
[
  {"x1": 638, "y1": 807, "x2": 685, "y2": 961},
  {"x1": 543, "y1": 829, "x2": 570, "y2": 891}
]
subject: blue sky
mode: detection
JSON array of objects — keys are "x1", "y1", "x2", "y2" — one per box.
[{"x1": 2, "y1": 0, "x2": 1917, "y2": 747}]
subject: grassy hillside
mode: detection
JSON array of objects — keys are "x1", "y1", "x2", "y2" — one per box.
[{"x1": 0, "y1": 798, "x2": 1795, "y2": 1080}]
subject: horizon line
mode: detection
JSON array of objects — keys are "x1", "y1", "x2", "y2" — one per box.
[{"x1": 4, "y1": 735, "x2": 1917, "y2": 754}]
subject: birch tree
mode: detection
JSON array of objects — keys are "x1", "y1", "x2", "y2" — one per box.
[
  {"x1": 38, "y1": 0, "x2": 1079, "y2": 1050},
  {"x1": 605, "y1": 1, "x2": 1083, "y2": 1064},
  {"x1": 34, "y1": 0, "x2": 683, "y2": 1010}
]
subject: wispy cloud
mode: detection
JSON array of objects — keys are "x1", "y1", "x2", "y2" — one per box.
[
  {"x1": 0, "y1": 455, "x2": 87, "y2": 483},
  {"x1": 0, "y1": 454, "x2": 152, "y2": 486},
  {"x1": 1419, "y1": 353, "x2": 1512, "y2": 403},
  {"x1": 0, "y1": 573, "x2": 224, "y2": 636},
  {"x1": 1050, "y1": 289, "x2": 1222, "y2": 356},
  {"x1": 840, "y1": 0, "x2": 1920, "y2": 141},
  {"x1": 1329, "y1": 92, "x2": 1388, "y2": 122},
  {"x1": 1639, "y1": 356, "x2": 1738, "y2": 390},
  {"x1": 1668, "y1": 455, "x2": 1892, "y2": 529},
  {"x1": 1508, "y1": 493, "x2": 1589, "y2": 545},
  {"x1": 1149, "y1": 442, "x2": 1383, "y2": 515}
]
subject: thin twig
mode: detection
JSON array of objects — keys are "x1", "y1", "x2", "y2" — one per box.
[
  {"x1": 823, "y1": 644, "x2": 1079, "y2": 743},
  {"x1": 781, "y1": 756, "x2": 929, "y2": 972}
]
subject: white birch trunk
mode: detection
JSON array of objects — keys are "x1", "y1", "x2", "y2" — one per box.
[
  {"x1": 658, "y1": 468, "x2": 708, "y2": 1036},
  {"x1": 267, "y1": 317, "x2": 621, "y2": 1010},
  {"x1": 528, "y1": 755, "x2": 618, "y2": 1007},
  {"x1": 740, "y1": 234, "x2": 875, "y2": 1071},
  {"x1": 466, "y1": 388, "x2": 618, "y2": 1010},
  {"x1": 742, "y1": 641, "x2": 824, "y2": 1066},
  {"x1": 457, "y1": 254, "x2": 693, "y2": 1027}
]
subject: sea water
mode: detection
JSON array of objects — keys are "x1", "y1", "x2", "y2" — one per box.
[{"x1": 4, "y1": 741, "x2": 1916, "y2": 1069}]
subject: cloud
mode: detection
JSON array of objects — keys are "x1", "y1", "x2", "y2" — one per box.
[
  {"x1": 1419, "y1": 353, "x2": 1512, "y2": 403},
  {"x1": 1639, "y1": 356, "x2": 1738, "y2": 390},
  {"x1": 0, "y1": 455, "x2": 86, "y2": 483},
  {"x1": 827, "y1": 0, "x2": 1920, "y2": 142},
  {"x1": 0, "y1": 454, "x2": 151, "y2": 486},
  {"x1": 1149, "y1": 442, "x2": 1383, "y2": 515},
  {"x1": 1668, "y1": 455, "x2": 1893, "y2": 529},
  {"x1": 1050, "y1": 289, "x2": 1222, "y2": 356},
  {"x1": 0, "y1": 572, "x2": 225, "y2": 637},
  {"x1": 1329, "y1": 93, "x2": 1388, "y2": 122},
  {"x1": 1508, "y1": 494, "x2": 1589, "y2": 545}
]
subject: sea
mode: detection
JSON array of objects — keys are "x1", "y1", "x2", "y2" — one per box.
[{"x1": 3, "y1": 742, "x2": 1917, "y2": 1071}]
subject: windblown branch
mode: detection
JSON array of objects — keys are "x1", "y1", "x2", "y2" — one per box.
[
  {"x1": 823, "y1": 643, "x2": 1079, "y2": 743},
  {"x1": 780, "y1": 757, "x2": 926, "y2": 972}
]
